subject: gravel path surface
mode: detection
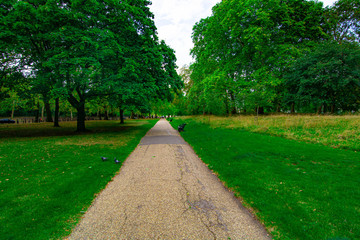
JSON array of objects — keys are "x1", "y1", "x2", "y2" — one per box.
[{"x1": 68, "y1": 119, "x2": 271, "y2": 239}]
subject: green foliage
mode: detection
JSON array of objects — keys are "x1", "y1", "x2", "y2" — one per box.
[
  {"x1": 151, "y1": 99, "x2": 175, "y2": 116},
  {"x1": 285, "y1": 41, "x2": 360, "y2": 112},
  {"x1": 183, "y1": 0, "x2": 360, "y2": 116},
  {"x1": 1, "y1": 0, "x2": 181, "y2": 130},
  {"x1": 0, "y1": 119, "x2": 157, "y2": 240},
  {"x1": 171, "y1": 117, "x2": 360, "y2": 239},
  {"x1": 187, "y1": 0, "x2": 327, "y2": 115},
  {"x1": 201, "y1": 70, "x2": 231, "y2": 115},
  {"x1": 326, "y1": 0, "x2": 360, "y2": 43}
]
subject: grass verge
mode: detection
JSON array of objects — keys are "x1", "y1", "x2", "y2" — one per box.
[
  {"x1": 170, "y1": 117, "x2": 359, "y2": 240},
  {"x1": 0, "y1": 119, "x2": 157, "y2": 240}
]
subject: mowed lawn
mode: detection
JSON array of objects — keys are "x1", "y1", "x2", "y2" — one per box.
[
  {"x1": 194, "y1": 115, "x2": 360, "y2": 151},
  {"x1": 171, "y1": 116, "x2": 360, "y2": 240},
  {"x1": 0, "y1": 119, "x2": 157, "y2": 240}
]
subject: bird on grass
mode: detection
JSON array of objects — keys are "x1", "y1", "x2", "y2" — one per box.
[
  {"x1": 101, "y1": 157, "x2": 108, "y2": 161},
  {"x1": 114, "y1": 158, "x2": 120, "y2": 164}
]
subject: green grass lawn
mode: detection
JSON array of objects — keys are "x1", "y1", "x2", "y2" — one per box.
[
  {"x1": 0, "y1": 119, "x2": 157, "y2": 240},
  {"x1": 170, "y1": 117, "x2": 360, "y2": 240},
  {"x1": 193, "y1": 115, "x2": 360, "y2": 151}
]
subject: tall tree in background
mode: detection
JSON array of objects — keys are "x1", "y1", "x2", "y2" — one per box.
[
  {"x1": 189, "y1": 0, "x2": 327, "y2": 115},
  {"x1": 326, "y1": 0, "x2": 360, "y2": 43},
  {"x1": 283, "y1": 0, "x2": 360, "y2": 114},
  {"x1": 285, "y1": 41, "x2": 360, "y2": 114}
]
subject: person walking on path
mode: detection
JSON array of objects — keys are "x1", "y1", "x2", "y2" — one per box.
[{"x1": 69, "y1": 119, "x2": 271, "y2": 239}]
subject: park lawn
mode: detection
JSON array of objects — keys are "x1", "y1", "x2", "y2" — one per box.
[
  {"x1": 0, "y1": 119, "x2": 157, "y2": 240},
  {"x1": 170, "y1": 117, "x2": 360, "y2": 240},
  {"x1": 193, "y1": 115, "x2": 360, "y2": 151}
]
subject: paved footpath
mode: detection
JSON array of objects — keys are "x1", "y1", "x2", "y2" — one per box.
[{"x1": 69, "y1": 119, "x2": 271, "y2": 239}]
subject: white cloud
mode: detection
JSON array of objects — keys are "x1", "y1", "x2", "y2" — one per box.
[
  {"x1": 150, "y1": 0, "x2": 221, "y2": 68},
  {"x1": 321, "y1": 0, "x2": 336, "y2": 7},
  {"x1": 149, "y1": 0, "x2": 337, "y2": 69}
]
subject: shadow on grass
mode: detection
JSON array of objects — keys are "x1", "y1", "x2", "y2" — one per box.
[{"x1": 0, "y1": 120, "x2": 144, "y2": 139}]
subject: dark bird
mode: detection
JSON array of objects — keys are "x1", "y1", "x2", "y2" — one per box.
[
  {"x1": 101, "y1": 157, "x2": 108, "y2": 161},
  {"x1": 178, "y1": 123, "x2": 187, "y2": 132},
  {"x1": 114, "y1": 158, "x2": 120, "y2": 164}
]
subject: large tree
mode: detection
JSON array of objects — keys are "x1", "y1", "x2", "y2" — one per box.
[
  {"x1": 189, "y1": 0, "x2": 327, "y2": 115},
  {"x1": 283, "y1": 0, "x2": 360, "y2": 113},
  {"x1": 285, "y1": 41, "x2": 360, "y2": 113},
  {"x1": 1, "y1": 0, "x2": 181, "y2": 131}
]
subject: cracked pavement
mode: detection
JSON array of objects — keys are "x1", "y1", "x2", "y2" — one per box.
[{"x1": 69, "y1": 119, "x2": 271, "y2": 239}]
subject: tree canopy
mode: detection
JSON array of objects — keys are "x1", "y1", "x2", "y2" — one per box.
[
  {"x1": 285, "y1": 41, "x2": 360, "y2": 113},
  {"x1": 182, "y1": 0, "x2": 360, "y2": 115},
  {"x1": 0, "y1": 0, "x2": 181, "y2": 130}
]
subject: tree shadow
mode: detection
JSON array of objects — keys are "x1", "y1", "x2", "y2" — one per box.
[{"x1": 0, "y1": 123, "x2": 133, "y2": 139}]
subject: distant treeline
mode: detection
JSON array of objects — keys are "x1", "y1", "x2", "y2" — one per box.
[{"x1": 176, "y1": 0, "x2": 360, "y2": 115}]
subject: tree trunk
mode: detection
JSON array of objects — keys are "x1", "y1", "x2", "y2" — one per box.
[
  {"x1": 41, "y1": 105, "x2": 44, "y2": 121},
  {"x1": 291, "y1": 103, "x2": 295, "y2": 114},
  {"x1": 229, "y1": 92, "x2": 237, "y2": 115},
  {"x1": 317, "y1": 105, "x2": 323, "y2": 115},
  {"x1": 76, "y1": 102, "x2": 86, "y2": 132},
  {"x1": 35, "y1": 100, "x2": 40, "y2": 122},
  {"x1": 225, "y1": 97, "x2": 230, "y2": 115},
  {"x1": 119, "y1": 108, "x2": 124, "y2": 124},
  {"x1": 11, "y1": 100, "x2": 15, "y2": 118},
  {"x1": 276, "y1": 104, "x2": 281, "y2": 113},
  {"x1": 110, "y1": 106, "x2": 114, "y2": 118},
  {"x1": 68, "y1": 93, "x2": 86, "y2": 132},
  {"x1": 54, "y1": 98, "x2": 60, "y2": 127},
  {"x1": 130, "y1": 111, "x2": 135, "y2": 119},
  {"x1": 104, "y1": 107, "x2": 109, "y2": 120},
  {"x1": 331, "y1": 104, "x2": 335, "y2": 114},
  {"x1": 44, "y1": 100, "x2": 53, "y2": 122},
  {"x1": 231, "y1": 107, "x2": 237, "y2": 115},
  {"x1": 258, "y1": 107, "x2": 264, "y2": 115},
  {"x1": 98, "y1": 108, "x2": 102, "y2": 120}
]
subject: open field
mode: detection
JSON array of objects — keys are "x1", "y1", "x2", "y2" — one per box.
[
  {"x1": 171, "y1": 116, "x2": 360, "y2": 240},
  {"x1": 0, "y1": 120, "x2": 157, "y2": 240},
  {"x1": 191, "y1": 114, "x2": 360, "y2": 151}
]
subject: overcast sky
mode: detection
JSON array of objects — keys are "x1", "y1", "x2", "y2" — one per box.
[{"x1": 149, "y1": 0, "x2": 337, "y2": 69}]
